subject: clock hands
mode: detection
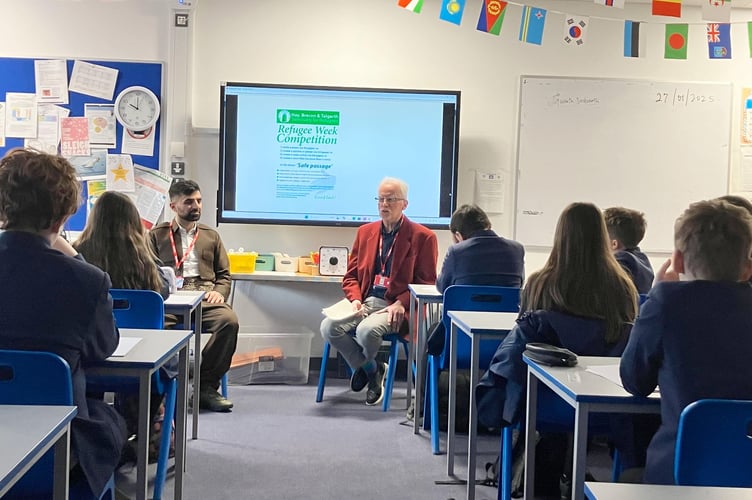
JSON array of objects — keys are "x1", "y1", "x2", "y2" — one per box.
[{"x1": 128, "y1": 97, "x2": 141, "y2": 111}]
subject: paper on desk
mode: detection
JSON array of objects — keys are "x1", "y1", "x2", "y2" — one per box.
[
  {"x1": 585, "y1": 364, "x2": 623, "y2": 387},
  {"x1": 112, "y1": 337, "x2": 141, "y2": 357},
  {"x1": 322, "y1": 298, "x2": 361, "y2": 321}
]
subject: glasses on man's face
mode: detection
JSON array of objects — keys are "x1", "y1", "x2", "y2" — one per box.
[{"x1": 375, "y1": 197, "x2": 404, "y2": 205}]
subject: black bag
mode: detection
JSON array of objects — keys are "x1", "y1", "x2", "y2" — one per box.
[
  {"x1": 523, "y1": 342, "x2": 578, "y2": 367},
  {"x1": 426, "y1": 320, "x2": 445, "y2": 356}
]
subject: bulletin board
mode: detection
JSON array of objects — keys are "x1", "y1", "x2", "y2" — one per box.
[
  {"x1": 514, "y1": 76, "x2": 732, "y2": 253},
  {"x1": 0, "y1": 57, "x2": 163, "y2": 230}
]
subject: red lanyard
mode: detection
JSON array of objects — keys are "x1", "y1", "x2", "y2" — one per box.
[
  {"x1": 378, "y1": 221, "x2": 401, "y2": 276},
  {"x1": 169, "y1": 224, "x2": 200, "y2": 271}
]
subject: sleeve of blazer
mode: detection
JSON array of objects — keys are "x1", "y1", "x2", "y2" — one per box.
[
  {"x1": 212, "y1": 235, "x2": 232, "y2": 300},
  {"x1": 395, "y1": 228, "x2": 438, "y2": 307},
  {"x1": 620, "y1": 290, "x2": 663, "y2": 396},
  {"x1": 81, "y1": 272, "x2": 120, "y2": 364},
  {"x1": 436, "y1": 245, "x2": 456, "y2": 293}
]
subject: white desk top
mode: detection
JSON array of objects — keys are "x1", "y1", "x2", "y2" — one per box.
[
  {"x1": 91, "y1": 329, "x2": 192, "y2": 368},
  {"x1": 585, "y1": 481, "x2": 752, "y2": 499},
  {"x1": 447, "y1": 310, "x2": 519, "y2": 335},
  {"x1": 164, "y1": 290, "x2": 205, "y2": 309},
  {"x1": 525, "y1": 356, "x2": 661, "y2": 405},
  {"x1": 0, "y1": 405, "x2": 77, "y2": 496},
  {"x1": 408, "y1": 283, "x2": 442, "y2": 300},
  {"x1": 231, "y1": 270, "x2": 342, "y2": 283}
]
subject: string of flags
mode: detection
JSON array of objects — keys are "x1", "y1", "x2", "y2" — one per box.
[{"x1": 396, "y1": 0, "x2": 745, "y2": 60}]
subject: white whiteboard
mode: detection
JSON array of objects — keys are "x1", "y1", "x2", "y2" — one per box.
[{"x1": 514, "y1": 76, "x2": 732, "y2": 252}]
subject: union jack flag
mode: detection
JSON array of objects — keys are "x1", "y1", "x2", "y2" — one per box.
[{"x1": 707, "y1": 23, "x2": 721, "y2": 42}]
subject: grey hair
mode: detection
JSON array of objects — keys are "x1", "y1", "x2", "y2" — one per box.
[{"x1": 379, "y1": 177, "x2": 409, "y2": 199}]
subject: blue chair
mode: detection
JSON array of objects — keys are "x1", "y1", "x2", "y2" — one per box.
[
  {"x1": 674, "y1": 398, "x2": 752, "y2": 487},
  {"x1": 0, "y1": 349, "x2": 115, "y2": 499},
  {"x1": 316, "y1": 332, "x2": 410, "y2": 412},
  {"x1": 423, "y1": 285, "x2": 521, "y2": 455},
  {"x1": 93, "y1": 289, "x2": 175, "y2": 500}
]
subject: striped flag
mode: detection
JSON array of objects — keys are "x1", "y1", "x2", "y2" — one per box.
[
  {"x1": 398, "y1": 0, "x2": 423, "y2": 13},
  {"x1": 440, "y1": 0, "x2": 467, "y2": 25},
  {"x1": 595, "y1": 0, "x2": 625, "y2": 8},
  {"x1": 748, "y1": 22, "x2": 752, "y2": 57},
  {"x1": 476, "y1": 0, "x2": 508, "y2": 35},
  {"x1": 653, "y1": 0, "x2": 682, "y2": 17},
  {"x1": 665, "y1": 24, "x2": 689, "y2": 59},
  {"x1": 519, "y1": 6, "x2": 547, "y2": 45},
  {"x1": 563, "y1": 15, "x2": 589, "y2": 46},
  {"x1": 707, "y1": 23, "x2": 732, "y2": 59},
  {"x1": 624, "y1": 20, "x2": 646, "y2": 58},
  {"x1": 702, "y1": 0, "x2": 731, "y2": 23}
]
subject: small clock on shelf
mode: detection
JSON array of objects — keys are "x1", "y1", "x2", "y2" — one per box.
[
  {"x1": 114, "y1": 85, "x2": 161, "y2": 133},
  {"x1": 318, "y1": 246, "x2": 349, "y2": 276}
]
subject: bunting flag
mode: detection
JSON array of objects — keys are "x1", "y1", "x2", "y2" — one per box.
[
  {"x1": 624, "y1": 20, "x2": 646, "y2": 58},
  {"x1": 519, "y1": 6, "x2": 547, "y2": 45},
  {"x1": 595, "y1": 0, "x2": 625, "y2": 8},
  {"x1": 397, "y1": 0, "x2": 423, "y2": 13},
  {"x1": 707, "y1": 23, "x2": 732, "y2": 59},
  {"x1": 563, "y1": 16, "x2": 589, "y2": 46},
  {"x1": 440, "y1": 0, "x2": 467, "y2": 25},
  {"x1": 748, "y1": 22, "x2": 752, "y2": 57},
  {"x1": 665, "y1": 24, "x2": 689, "y2": 59},
  {"x1": 653, "y1": 0, "x2": 682, "y2": 17},
  {"x1": 702, "y1": 0, "x2": 731, "y2": 22},
  {"x1": 476, "y1": 0, "x2": 507, "y2": 35}
]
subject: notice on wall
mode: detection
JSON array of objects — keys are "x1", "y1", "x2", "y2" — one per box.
[{"x1": 474, "y1": 170, "x2": 505, "y2": 214}]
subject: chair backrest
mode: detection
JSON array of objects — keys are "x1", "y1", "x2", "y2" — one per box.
[
  {"x1": 674, "y1": 398, "x2": 752, "y2": 487},
  {"x1": 440, "y1": 285, "x2": 521, "y2": 370},
  {"x1": 110, "y1": 288, "x2": 165, "y2": 329},
  {"x1": 0, "y1": 349, "x2": 74, "y2": 497}
]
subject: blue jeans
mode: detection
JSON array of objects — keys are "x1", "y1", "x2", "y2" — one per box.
[{"x1": 320, "y1": 296, "x2": 392, "y2": 370}]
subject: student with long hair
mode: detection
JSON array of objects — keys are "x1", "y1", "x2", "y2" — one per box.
[{"x1": 75, "y1": 190, "x2": 172, "y2": 463}]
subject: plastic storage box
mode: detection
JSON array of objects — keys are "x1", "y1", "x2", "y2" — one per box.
[
  {"x1": 228, "y1": 328, "x2": 314, "y2": 385},
  {"x1": 254, "y1": 254, "x2": 275, "y2": 271},
  {"x1": 274, "y1": 255, "x2": 298, "y2": 273},
  {"x1": 228, "y1": 252, "x2": 256, "y2": 273}
]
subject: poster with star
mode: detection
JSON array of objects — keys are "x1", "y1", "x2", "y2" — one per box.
[{"x1": 106, "y1": 153, "x2": 135, "y2": 192}]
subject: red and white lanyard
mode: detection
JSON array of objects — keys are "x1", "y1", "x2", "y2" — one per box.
[
  {"x1": 169, "y1": 224, "x2": 200, "y2": 272},
  {"x1": 378, "y1": 222, "x2": 401, "y2": 276}
]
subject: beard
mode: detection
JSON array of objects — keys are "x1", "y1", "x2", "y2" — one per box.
[{"x1": 185, "y1": 210, "x2": 201, "y2": 221}]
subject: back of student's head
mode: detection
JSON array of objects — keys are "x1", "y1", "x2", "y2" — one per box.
[
  {"x1": 675, "y1": 199, "x2": 752, "y2": 281},
  {"x1": 522, "y1": 202, "x2": 637, "y2": 343},
  {"x1": 169, "y1": 179, "x2": 201, "y2": 200},
  {"x1": 0, "y1": 149, "x2": 80, "y2": 231},
  {"x1": 715, "y1": 194, "x2": 752, "y2": 216},
  {"x1": 449, "y1": 204, "x2": 491, "y2": 239},
  {"x1": 75, "y1": 191, "x2": 162, "y2": 292},
  {"x1": 603, "y1": 207, "x2": 647, "y2": 249}
]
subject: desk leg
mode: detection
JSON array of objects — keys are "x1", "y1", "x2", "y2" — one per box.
[
  {"x1": 192, "y1": 301, "x2": 203, "y2": 440},
  {"x1": 466, "y1": 333, "x2": 481, "y2": 500},
  {"x1": 52, "y1": 425, "x2": 70, "y2": 500},
  {"x1": 136, "y1": 370, "x2": 152, "y2": 500},
  {"x1": 446, "y1": 321, "x2": 458, "y2": 476},
  {"x1": 572, "y1": 404, "x2": 589, "y2": 500},
  {"x1": 413, "y1": 296, "x2": 423, "y2": 434},
  {"x1": 175, "y1": 343, "x2": 189, "y2": 499},
  {"x1": 523, "y1": 369, "x2": 538, "y2": 500}
]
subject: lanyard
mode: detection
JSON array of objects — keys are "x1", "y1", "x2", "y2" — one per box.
[
  {"x1": 169, "y1": 224, "x2": 200, "y2": 271},
  {"x1": 378, "y1": 221, "x2": 401, "y2": 276}
]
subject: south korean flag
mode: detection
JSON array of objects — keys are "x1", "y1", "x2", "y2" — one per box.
[{"x1": 564, "y1": 15, "x2": 589, "y2": 46}]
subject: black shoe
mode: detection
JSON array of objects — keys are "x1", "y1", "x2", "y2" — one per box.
[
  {"x1": 198, "y1": 388, "x2": 234, "y2": 412},
  {"x1": 365, "y1": 362, "x2": 387, "y2": 406},
  {"x1": 350, "y1": 366, "x2": 369, "y2": 392}
]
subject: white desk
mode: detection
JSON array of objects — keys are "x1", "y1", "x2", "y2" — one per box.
[
  {"x1": 87, "y1": 328, "x2": 193, "y2": 500},
  {"x1": 585, "y1": 482, "x2": 752, "y2": 499},
  {"x1": 524, "y1": 357, "x2": 661, "y2": 500},
  {"x1": 407, "y1": 284, "x2": 442, "y2": 434},
  {"x1": 164, "y1": 290, "x2": 204, "y2": 440},
  {"x1": 446, "y1": 310, "x2": 518, "y2": 500},
  {"x1": 0, "y1": 405, "x2": 77, "y2": 500}
]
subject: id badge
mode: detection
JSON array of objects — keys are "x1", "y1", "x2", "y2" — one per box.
[
  {"x1": 176, "y1": 276, "x2": 184, "y2": 289},
  {"x1": 372, "y1": 274, "x2": 391, "y2": 289}
]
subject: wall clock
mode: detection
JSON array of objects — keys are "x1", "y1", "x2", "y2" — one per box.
[
  {"x1": 318, "y1": 246, "x2": 349, "y2": 276},
  {"x1": 114, "y1": 85, "x2": 160, "y2": 132}
]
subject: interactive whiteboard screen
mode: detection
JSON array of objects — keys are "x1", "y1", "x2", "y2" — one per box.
[{"x1": 515, "y1": 76, "x2": 731, "y2": 252}]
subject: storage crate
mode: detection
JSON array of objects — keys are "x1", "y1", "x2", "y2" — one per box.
[
  {"x1": 274, "y1": 255, "x2": 298, "y2": 273},
  {"x1": 228, "y1": 252, "x2": 256, "y2": 273},
  {"x1": 254, "y1": 254, "x2": 275, "y2": 271},
  {"x1": 297, "y1": 256, "x2": 314, "y2": 273},
  {"x1": 228, "y1": 328, "x2": 314, "y2": 385}
]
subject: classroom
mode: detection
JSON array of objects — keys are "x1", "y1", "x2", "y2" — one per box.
[{"x1": 2, "y1": 0, "x2": 752, "y2": 499}]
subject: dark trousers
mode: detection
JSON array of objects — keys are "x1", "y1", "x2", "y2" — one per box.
[{"x1": 166, "y1": 301, "x2": 239, "y2": 391}]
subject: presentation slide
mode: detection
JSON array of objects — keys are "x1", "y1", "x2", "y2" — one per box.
[{"x1": 219, "y1": 85, "x2": 458, "y2": 227}]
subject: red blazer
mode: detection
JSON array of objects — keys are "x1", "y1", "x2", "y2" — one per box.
[{"x1": 342, "y1": 216, "x2": 438, "y2": 312}]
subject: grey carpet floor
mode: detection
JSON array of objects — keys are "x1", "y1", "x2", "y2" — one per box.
[{"x1": 115, "y1": 376, "x2": 612, "y2": 499}]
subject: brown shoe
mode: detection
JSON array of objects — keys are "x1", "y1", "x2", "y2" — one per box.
[{"x1": 198, "y1": 388, "x2": 233, "y2": 412}]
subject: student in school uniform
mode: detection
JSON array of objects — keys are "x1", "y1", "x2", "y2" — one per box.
[
  {"x1": 0, "y1": 148, "x2": 127, "y2": 496},
  {"x1": 620, "y1": 199, "x2": 752, "y2": 485},
  {"x1": 603, "y1": 207, "x2": 654, "y2": 294},
  {"x1": 436, "y1": 203, "x2": 525, "y2": 292}
]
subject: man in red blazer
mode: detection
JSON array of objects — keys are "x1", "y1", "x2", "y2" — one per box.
[{"x1": 321, "y1": 177, "x2": 438, "y2": 406}]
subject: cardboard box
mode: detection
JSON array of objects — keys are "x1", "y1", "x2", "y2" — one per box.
[{"x1": 228, "y1": 328, "x2": 314, "y2": 385}]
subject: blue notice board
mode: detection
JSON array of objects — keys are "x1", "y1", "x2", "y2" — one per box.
[{"x1": 0, "y1": 57, "x2": 163, "y2": 230}]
